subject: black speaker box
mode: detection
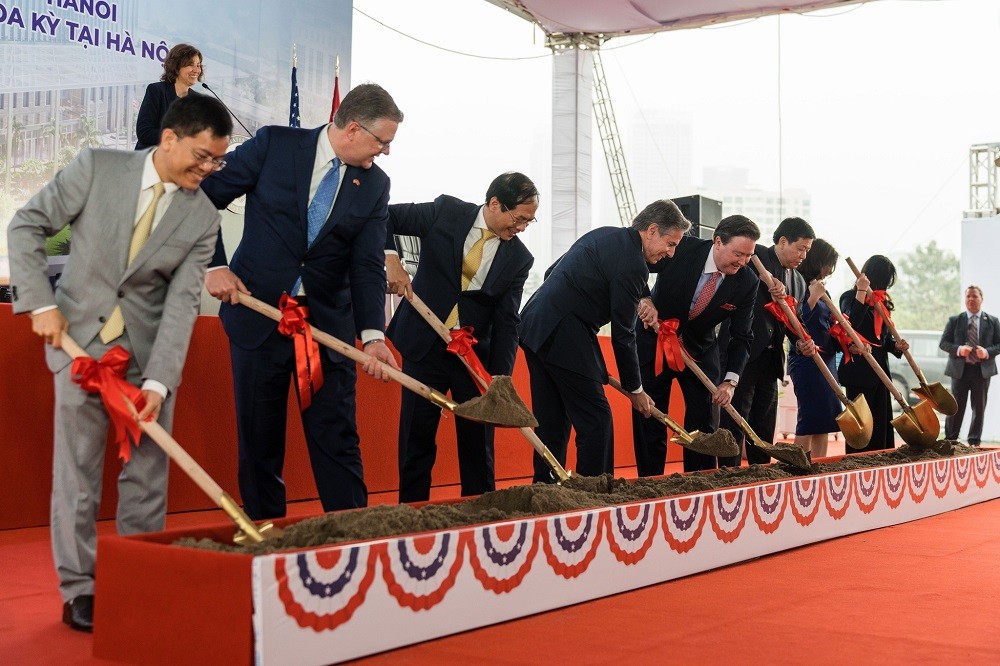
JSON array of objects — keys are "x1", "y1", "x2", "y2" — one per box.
[{"x1": 674, "y1": 195, "x2": 722, "y2": 240}]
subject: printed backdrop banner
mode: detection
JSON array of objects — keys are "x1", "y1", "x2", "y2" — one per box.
[{"x1": 0, "y1": 0, "x2": 352, "y2": 277}]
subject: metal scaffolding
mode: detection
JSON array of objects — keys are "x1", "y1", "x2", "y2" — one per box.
[
  {"x1": 592, "y1": 50, "x2": 636, "y2": 226},
  {"x1": 968, "y1": 143, "x2": 1000, "y2": 216}
]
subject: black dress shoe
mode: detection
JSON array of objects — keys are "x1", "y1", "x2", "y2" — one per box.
[{"x1": 62, "y1": 594, "x2": 94, "y2": 633}]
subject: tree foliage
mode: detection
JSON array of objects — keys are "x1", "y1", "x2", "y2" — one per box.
[{"x1": 891, "y1": 240, "x2": 960, "y2": 331}]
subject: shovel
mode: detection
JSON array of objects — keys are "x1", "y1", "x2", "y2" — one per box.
[
  {"x1": 819, "y1": 290, "x2": 940, "y2": 447},
  {"x1": 649, "y1": 318, "x2": 812, "y2": 471},
  {"x1": 845, "y1": 257, "x2": 958, "y2": 416},
  {"x1": 607, "y1": 376, "x2": 739, "y2": 458},
  {"x1": 58, "y1": 333, "x2": 278, "y2": 545},
  {"x1": 237, "y1": 293, "x2": 537, "y2": 429},
  {"x1": 750, "y1": 256, "x2": 873, "y2": 450},
  {"x1": 403, "y1": 291, "x2": 571, "y2": 483}
]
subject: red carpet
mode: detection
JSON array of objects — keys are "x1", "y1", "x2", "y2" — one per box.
[{"x1": 4, "y1": 456, "x2": 1000, "y2": 664}]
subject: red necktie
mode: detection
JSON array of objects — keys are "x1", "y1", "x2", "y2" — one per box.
[{"x1": 689, "y1": 271, "x2": 721, "y2": 319}]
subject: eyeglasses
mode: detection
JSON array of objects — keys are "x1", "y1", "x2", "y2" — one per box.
[
  {"x1": 358, "y1": 123, "x2": 391, "y2": 151},
  {"x1": 187, "y1": 144, "x2": 226, "y2": 171},
  {"x1": 506, "y1": 209, "x2": 536, "y2": 228}
]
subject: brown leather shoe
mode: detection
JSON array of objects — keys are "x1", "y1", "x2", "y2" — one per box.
[{"x1": 62, "y1": 594, "x2": 94, "y2": 633}]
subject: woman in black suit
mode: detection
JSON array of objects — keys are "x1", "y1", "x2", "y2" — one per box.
[
  {"x1": 837, "y1": 255, "x2": 909, "y2": 452},
  {"x1": 134, "y1": 43, "x2": 203, "y2": 149}
]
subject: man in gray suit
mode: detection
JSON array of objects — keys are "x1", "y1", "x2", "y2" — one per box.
[
  {"x1": 941, "y1": 285, "x2": 1000, "y2": 446},
  {"x1": 6, "y1": 95, "x2": 232, "y2": 632}
]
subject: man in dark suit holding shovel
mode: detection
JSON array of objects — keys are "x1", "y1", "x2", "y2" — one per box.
[
  {"x1": 519, "y1": 200, "x2": 688, "y2": 482},
  {"x1": 633, "y1": 215, "x2": 761, "y2": 474},
  {"x1": 384, "y1": 172, "x2": 536, "y2": 501}
]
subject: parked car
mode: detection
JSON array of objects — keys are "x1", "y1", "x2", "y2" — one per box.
[{"x1": 887, "y1": 329, "x2": 949, "y2": 409}]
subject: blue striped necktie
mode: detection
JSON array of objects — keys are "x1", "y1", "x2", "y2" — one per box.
[{"x1": 307, "y1": 157, "x2": 341, "y2": 247}]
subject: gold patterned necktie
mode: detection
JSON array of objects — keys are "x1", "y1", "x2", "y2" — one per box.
[
  {"x1": 99, "y1": 181, "x2": 166, "y2": 343},
  {"x1": 444, "y1": 228, "x2": 496, "y2": 329}
]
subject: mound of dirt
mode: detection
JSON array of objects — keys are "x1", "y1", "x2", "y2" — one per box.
[{"x1": 177, "y1": 442, "x2": 974, "y2": 555}]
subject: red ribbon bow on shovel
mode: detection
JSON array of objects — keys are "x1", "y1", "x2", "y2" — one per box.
[
  {"x1": 277, "y1": 294, "x2": 324, "y2": 410},
  {"x1": 763, "y1": 295, "x2": 805, "y2": 338},
  {"x1": 655, "y1": 318, "x2": 685, "y2": 375},
  {"x1": 447, "y1": 327, "x2": 492, "y2": 393},
  {"x1": 865, "y1": 289, "x2": 892, "y2": 338},
  {"x1": 829, "y1": 314, "x2": 878, "y2": 364},
  {"x1": 71, "y1": 345, "x2": 147, "y2": 462}
]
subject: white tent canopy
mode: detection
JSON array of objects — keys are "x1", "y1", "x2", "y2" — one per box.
[
  {"x1": 484, "y1": 0, "x2": 878, "y2": 257},
  {"x1": 485, "y1": 0, "x2": 873, "y2": 38}
]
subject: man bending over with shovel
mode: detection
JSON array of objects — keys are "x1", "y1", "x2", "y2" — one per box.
[
  {"x1": 519, "y1": 200, "x2": 688, "y2": 481},
  {"x1": 7, "y1": 95, "x2": 233, "y2": 632},
  {"x1": 384, "y1": 172, "x2": 536, "y2": 501}
]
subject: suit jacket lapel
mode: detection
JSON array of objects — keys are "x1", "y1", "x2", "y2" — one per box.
[
  {"x1": 313, "y1": 163, "x2": 364, "y2": 248},
  {"x1": 681, "y1": 242, "x2": 711, "y2": 312},
  {"x1": 482, "y1": 240, "x2": 511, "y2": 291},
  {"x1": 125, "y1": 188, "x2": 194, "y2": 279},
  {"x1": 454, "y1": 212, "x2": 477, "y2": 283},
  {"x1": 295, "y1": 130, "x2": 318, "y2": 248},
  {"x1": 109, "y1": 154, "x2": 145, "y2": 275}
]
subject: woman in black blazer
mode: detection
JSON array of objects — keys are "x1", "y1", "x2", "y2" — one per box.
[
  {"x1": 837, "y1": 254, "x2": 909, "y2": 452},
  {"x1": 134, "y1": 43, "x2": 203, "y2": 149}
]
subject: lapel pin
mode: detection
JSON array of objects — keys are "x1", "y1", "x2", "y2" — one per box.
[{"x1": 352, "y1": 178, "x2": 361, "y2": 187}]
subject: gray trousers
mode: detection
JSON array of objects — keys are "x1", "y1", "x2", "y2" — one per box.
[{"x1": 50, "y1": 332, "x2": 172, "y2": 601}]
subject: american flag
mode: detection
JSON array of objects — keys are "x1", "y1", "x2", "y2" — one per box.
[{"x1": 289, "y1": 63, "x2": 300, "y2": 128}]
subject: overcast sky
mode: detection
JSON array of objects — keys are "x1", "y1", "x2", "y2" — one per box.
[{"x1": 351, "y1": 0, "x2": 1000, "y2": 290}]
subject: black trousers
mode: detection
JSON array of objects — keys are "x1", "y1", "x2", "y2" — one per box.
[
  {"x1": 946, "y1": 364, "x2": 991, "y2": 445},
  {"x1": 632, "y1": 353, "x2": 721, "y2": 474},
  {"x1": 398, "y1": 343, "x2": 495, "y2": 502},
  {"x1": 230, "y1": 327, "x2": 366, "y2": 520},
  {"x1": 522, "y1": 346, "x2": 613, "y2": 482},
  {"x1": 718, "y1": 349, "x2": 781, "y2": 467}
]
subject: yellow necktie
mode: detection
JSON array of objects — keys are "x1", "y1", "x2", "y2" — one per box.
[
  {"x1": 100, "y1": 182, "x2": 166, "y2": 343},
  {"x1": 444, "y1": 228, "x2": 496, "y2": 329}
]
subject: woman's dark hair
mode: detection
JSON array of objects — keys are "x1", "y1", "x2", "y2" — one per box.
[
  {"x1": 161, "y1": 44, "x2": 203, "y2": 84},
  {"x1": 861, "y1": 254, "x2": 897, "y2": 310},
  {"x1": 797, "y1": 238, "x2": 838, "y2": 283}
]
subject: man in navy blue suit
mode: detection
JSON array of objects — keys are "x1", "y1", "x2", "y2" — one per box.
[
  {"x1": 518, "y1": 200, "x2": 690, "y2": 482},
  {"x1": 202, "y1": 83, "x2": 403, "y2": 519},
  {"x1": 384, "y1": 172, "x2": 536, "y2": 501},
  {"x1": 717, "y1": 216, "x2": 813, "y2": 466},
  {"x1": 633, "y1": 215, "x2": 760, "y2": 474}
]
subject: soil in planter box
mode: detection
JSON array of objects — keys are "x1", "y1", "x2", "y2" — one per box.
[{"x1": 177, "y1": 442, "x2": 975, "y2": 555}]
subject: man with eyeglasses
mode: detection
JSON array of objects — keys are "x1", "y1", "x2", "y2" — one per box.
[
  {"x1": 384, "y1": 172, "x2": 536, "y2": 502},
  {"x1": 200, "y1": 83, "x2": 404, "y2": 519},
  {"x1": 6, "y1": 94, "x2": 232, "y2": 632},
  {"x1": 519, "y1": 200, "x2": 687, "y2": 481}
]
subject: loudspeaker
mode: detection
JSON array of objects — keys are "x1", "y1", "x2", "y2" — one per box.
[{"x1": 674, "y1": 195, "x2": 722, "y2": 241}]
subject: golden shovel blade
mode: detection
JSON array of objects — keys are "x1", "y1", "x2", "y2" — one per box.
[
  {"x1": 912, "y1": 383, "x2": 959, "y2": 416},
  {"x1": 837, "y1": 393, "x2": 874, "y2": 450},
  {"x1": 891, "y1": 399, "x2": 941, "y2": 448}
]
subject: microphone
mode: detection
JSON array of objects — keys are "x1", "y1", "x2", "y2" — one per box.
[{"x1": 202, "y1": 82, "x2": 253, "y2": 137}]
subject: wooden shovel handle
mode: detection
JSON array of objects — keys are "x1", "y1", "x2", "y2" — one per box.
[
  {"x1": 844, "y1": 257, "x2": 927, "y2": 385},
  {"x1": 407, "y1": 292, "x2": 490, "y2": 393},
  {"x1": 749, "y1": 256, "x2": 855, "y2": 410},
  {"x1": 818, "y1": 290, "x2": 909, "y2": 407},
  {"x1": 238, "y1": 293, "x2": 459, "y2": 412},
  {"x1": 405, "y1": 293, "x2": 569, "y2": 481},
  {"x1": 608, "y1": 375, "x2": 689, "y2": 437},
  {"x1": 57, "y1": 333, "x2": 266, "y2": 542}
]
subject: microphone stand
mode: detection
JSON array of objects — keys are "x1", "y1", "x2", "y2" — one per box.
[{"x1": 201, "y1": 82, "x2": 253, "y2": 137}]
